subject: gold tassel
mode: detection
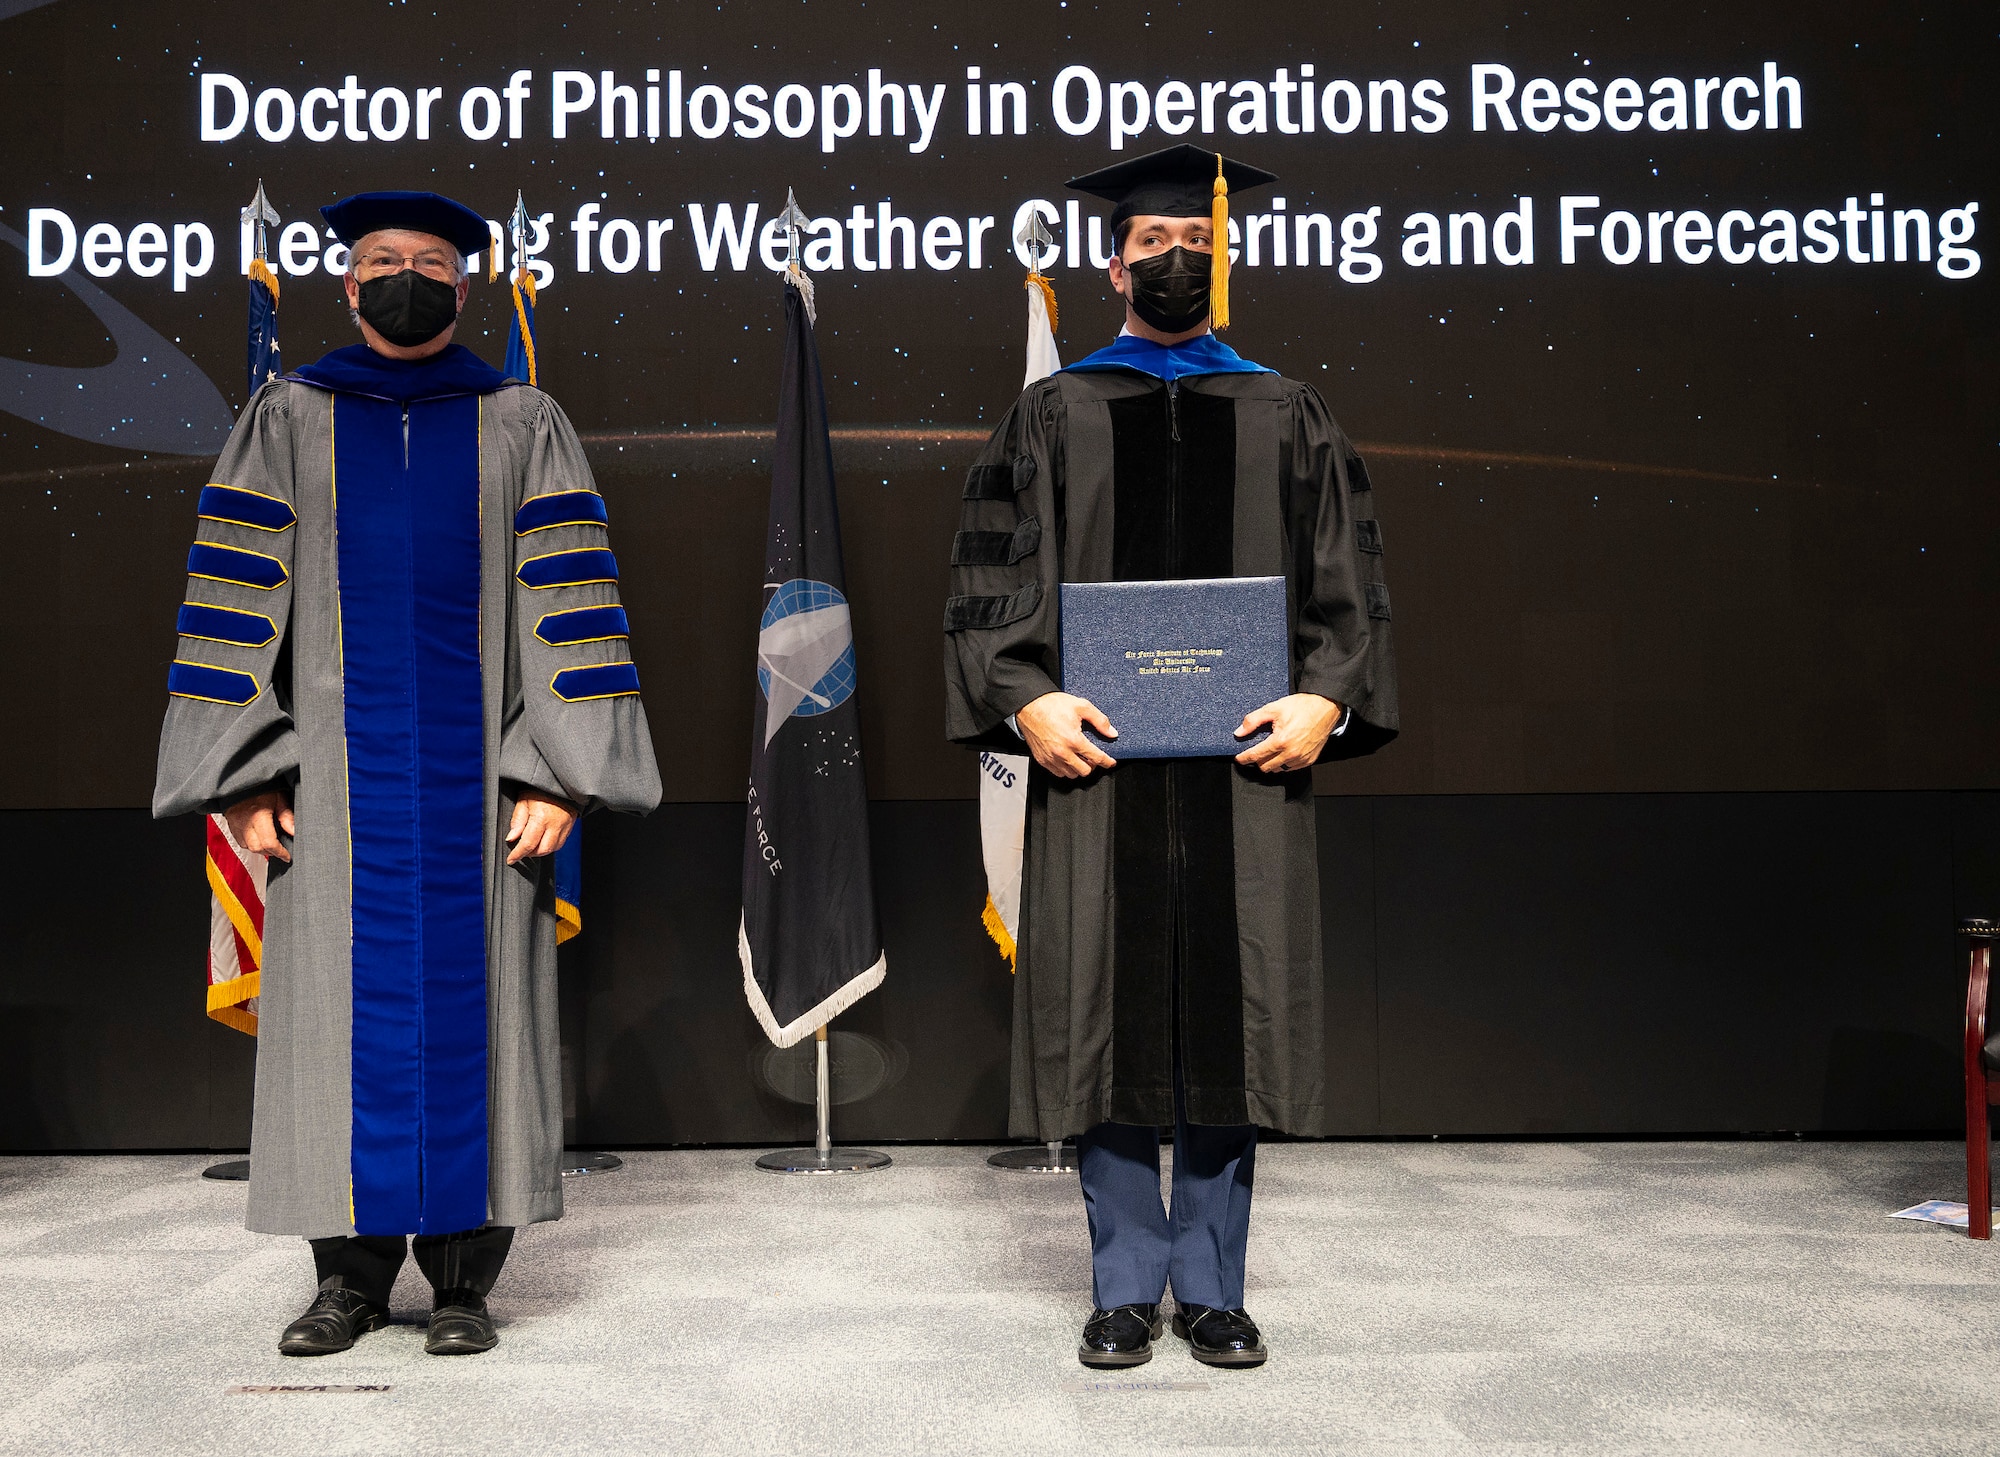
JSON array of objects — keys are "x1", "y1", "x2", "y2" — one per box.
[
  {"x1": 247, "y1": 255, "x2": 280, "y2": 305},
  {"x1": 1209, "y1": 153, "x2": 1230, "y2": 331},
  {"x1": 1024, "y1": 270, "x2": 1059, "y2": 334},
  {"x1": 510, "y1": 266, "x2": 539, "y2": 387}
]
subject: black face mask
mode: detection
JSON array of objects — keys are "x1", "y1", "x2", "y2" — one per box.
[
  {"x1": 355, "y1": 268, "x2": 460, "y2": 347},
  {"x1": 1123, "y1": 244, "x2": 1213, "y2": 332}
]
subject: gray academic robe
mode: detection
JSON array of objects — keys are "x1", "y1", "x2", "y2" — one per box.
[
  {"x1": 944, "y1": 366, "x2": 1397, "y2": 1141},
  {"x1": 153, "y1": 378, "x2": 660, "y2": 1237}
]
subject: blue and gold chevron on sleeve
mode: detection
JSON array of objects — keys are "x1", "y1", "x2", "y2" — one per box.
[
  {"x1": 177, "y1": 602, "x2": 279, "y2": 648},
  {"x1": 188, "y1": 541, "x2": 289, "y2": 590},
  {"x1": 167, "y1": 660, "x2": 261, "y2": 705},
  {"x1": 517, "y1": 547, "x2": 618, "y2": 590},
  {"x1": 515, "y1": 490, "x2": 609, "y2": 536},
  {"x1": 534, "y1": 605, "x2": 631, "y2": 646},
  {"x1": 197, "y1": 485, "x2": 297, "y2": 533},
  {"x1": 550, "y1": 662, "x2": 642, "y2": 702}
]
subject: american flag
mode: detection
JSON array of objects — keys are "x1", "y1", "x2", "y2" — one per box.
[
  {"x1": 205, "y1": 814, "x2": 264, "y2": 1032},
  {"x1": 206, "y1": 182, "x2": 283, "y2": 1035}
]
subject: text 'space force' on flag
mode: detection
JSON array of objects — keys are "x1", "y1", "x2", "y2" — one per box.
[{"x1": 739, "y1": 274, "x2": 885, "y2": 1048}]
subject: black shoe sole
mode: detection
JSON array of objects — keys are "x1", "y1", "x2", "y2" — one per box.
[
  {"x1": 1077, "y1": 1343, "x2": 1153, "y2": 1368},
  {"x1": 278, "y1": 1309, "x2": 390, "y2": 1357},
  {"x1": 1171, "y1": 1313, "x2": 1268, "y2": 1368},
  {"x1": 425, "y1": 1336, "x2": 498, "y2": 1355}
]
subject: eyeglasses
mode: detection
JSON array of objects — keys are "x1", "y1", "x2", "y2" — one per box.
[{"x1": 351, "y1": 250, "x2": 462, "y2": 281}]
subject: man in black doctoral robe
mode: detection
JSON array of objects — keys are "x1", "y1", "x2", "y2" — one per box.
[{"x1": 943, "y1": 145, "x2": 1397, "y2": 1369}]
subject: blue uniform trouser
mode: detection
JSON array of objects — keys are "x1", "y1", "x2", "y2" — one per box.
[{"x1": 1076, "y1": 1083, "x2": 1257, "y2": 1311}]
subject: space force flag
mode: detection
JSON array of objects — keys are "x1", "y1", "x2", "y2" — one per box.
[
  {"x1": 977, "y1": 236, "x2": 1062, "y2": 969},
  {"x1": 738, "y1": 269, "x2": 886, "y2": 1048}
]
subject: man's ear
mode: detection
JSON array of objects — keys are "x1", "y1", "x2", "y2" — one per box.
[
  {"x1": 1107, "y1": 253, "x2": 1127, "y2": 297},
  {"x1": 455, "y1": 275, "x2": 470, "y2": 312}
]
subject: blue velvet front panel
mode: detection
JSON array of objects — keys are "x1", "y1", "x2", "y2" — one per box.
[{"x1": 333, "y1": 392, "x2": 489, "y2": 1237}]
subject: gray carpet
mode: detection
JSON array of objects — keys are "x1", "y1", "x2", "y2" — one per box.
[{"x1": 0, "y1": 1141, "x2": 1992, "y2": 1455}]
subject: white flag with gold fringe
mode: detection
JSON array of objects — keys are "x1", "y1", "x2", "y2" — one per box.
[{"x1": 978, "y1": 232, "x2": 1061, "y2": 969}]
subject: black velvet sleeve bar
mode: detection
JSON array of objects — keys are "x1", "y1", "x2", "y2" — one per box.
[{"x1": 942, "y1": 377, "x2": 1069, "y2": 751}]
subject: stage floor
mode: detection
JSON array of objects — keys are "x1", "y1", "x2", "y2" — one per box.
[{"x1": 0, "y1": 1141, "x2": 1991, "y2": 1455}]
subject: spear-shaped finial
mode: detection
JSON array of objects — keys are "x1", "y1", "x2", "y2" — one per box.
[
  {"x1": 778, "y1": 187, "x2": 810, "y2": 272},
  {"x1": 1014, "y1": 208, "x2": 1059, "y2": 331},
  {"x1": 241, "y1": 179, "x2": 279, "y2": 266},
  {"x1": 777, "y1": 187, "x2": 815, "y2": 323},
  {"x1": 509, "y1": 189, "x2": 532, "y2": 282},
  {"x1": 1015, "y1": 208, "x2": 1058, "y2": 272}
]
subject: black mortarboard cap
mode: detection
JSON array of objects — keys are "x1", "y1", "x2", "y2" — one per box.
[
  {"x1": 1067, "y1": 143, "x2": 1279, "y2": 230},
  {"x1": 320, "y1": 190, "x2": 492, "y2": 258}
]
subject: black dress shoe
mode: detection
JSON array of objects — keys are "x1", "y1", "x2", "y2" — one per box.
[
  {"x1": 1078, "y1": 1303, "x2": 1163, "y2": 1368},
  {"x1": 425, "y1": 1287, "x2": 499, "y2": 1355},
  {"x1": 278, "y1": 1285, "x2": 390, "y2": 1356},
  {"x1": 1171, "y1": 1303, "x2": 1268, "y2": 1367}
]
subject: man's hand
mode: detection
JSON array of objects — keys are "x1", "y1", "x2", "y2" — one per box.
[
  {"x1": 225, "y1": 789, "x2": 296, "y2": 864},
  {"x1": 1234, "y1": 694, "x2": 1342, "y2": 774},
  {"x1": 507, "y1": 790, "x2": 579, "y2": 865},
  {"x1": 1016, "y1": 692, "x2": 1119, "y2": 780}
]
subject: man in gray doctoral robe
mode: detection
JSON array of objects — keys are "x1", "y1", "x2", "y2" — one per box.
[
  {"x1": 154, "y1": 190, "x2": 660, "y2": 1356},
  {"x1": 944, "y1": 146, "x2": 1397, "y2": 1370}
]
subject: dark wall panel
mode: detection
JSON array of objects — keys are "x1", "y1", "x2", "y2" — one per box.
[
  {"x1": 569, "y1": 802, "x2": 1014, "y2": 1146},
  {"x1": 0, "y1": 811, "x2": 254, "y2": 1150},
  {"x1": 3, "y1": 793, "x2": 1993, "y2": 1150},
  {"x1": 1371, "y1": 793, "x2": 1977, "y2": 1135}
]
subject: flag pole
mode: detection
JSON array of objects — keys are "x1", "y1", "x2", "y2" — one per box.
[
  {"x1": 755, "y1": 1021, "x2": 890, "y2": 1174},
  {"x1": 985, "y1": 207, "x2": 1077, "y2": 1176},
  {"x1": 201, "y1": 182, "x2": 286, "y2": 1186},
  {"x1": 499, "y1": 187, "x2": 618, "y2": 1179}
]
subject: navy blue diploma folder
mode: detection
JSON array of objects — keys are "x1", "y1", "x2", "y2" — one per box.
[{"x1": 1059, "y1": 576, "x2": 1290, "y2": 759}]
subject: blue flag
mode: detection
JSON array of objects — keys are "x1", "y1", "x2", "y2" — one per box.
[{"x1": 247, "y1": 258, "x2": 281, "y2": 395}]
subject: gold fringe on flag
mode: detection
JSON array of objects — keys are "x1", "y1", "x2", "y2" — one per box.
[
  {"x1": 1024, "y1": 271, "x2": 1059, "y2": 333},
  {"x1": 247, "y1": 255, "x2": 280, "y2": 305},
  {"x1": 1209, "y1": 152, "x2": 1230, "y2": 331},
  {"x1": 510, "y1": 267, "x2": 539, "y2": 387},
  {"x1": 205, "y1": 843, "x2": 262, "y2": 1034},
  {"x1": 981, "y1": 893, "x2": 1017, "y2": 973}
]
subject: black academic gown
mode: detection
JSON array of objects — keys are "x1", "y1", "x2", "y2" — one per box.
[{"x1": 944, "y1": 351, "x2": 1397, "y2": 1140}]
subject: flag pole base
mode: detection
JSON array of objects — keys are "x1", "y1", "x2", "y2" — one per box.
[
  {"x1": 561, "y1": 1151, "x2": 625, "y2": 1177},
  {"x1": 755, "y1": 1024, "x2": 890, "y2": 1172},
  {"x1": 986, "y1": 1141, "x2": 1078, "y2": 1174},
  {"x1": 201, "y1": 1159, "x2": 251, "y2": 1181},
  {"x1": 755, "y1": 1147, "x2": 892, "y2": 1175}
]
